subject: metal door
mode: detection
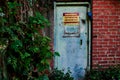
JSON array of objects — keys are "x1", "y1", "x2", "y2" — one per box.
[{"x1": 54, "y1": 2, "x2": 90, "y2": 80}]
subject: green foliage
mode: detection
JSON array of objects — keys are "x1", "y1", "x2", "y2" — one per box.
[
  {"x1": 48, "y1": 68, "x2": 74, "y2": 80},
  {"x1": 54, "y1": 52, "x2": 60, "y2": 57},
  {"x1": 0, "y1": 1, "x2": 54, "y2": 80},
  {"x1": 84, "y1": 65, "x2": 120, "y2": 80}
]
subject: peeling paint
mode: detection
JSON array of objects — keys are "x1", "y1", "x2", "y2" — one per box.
[{"x1": 54, "y1": 2, "x2": 90, "y2": 80}]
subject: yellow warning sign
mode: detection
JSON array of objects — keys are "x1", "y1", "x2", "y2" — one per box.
[{"x1": 63, "y1": 13, "x2": 79, "y2": 26}]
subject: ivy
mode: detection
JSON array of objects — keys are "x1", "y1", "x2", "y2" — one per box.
[{"x1": 0, "y1": 1, "x2": 55, "y2": 80}]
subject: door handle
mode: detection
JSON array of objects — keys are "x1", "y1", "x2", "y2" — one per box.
[{"x1": 80, "y1": 39, "x2": 82, "y2": 46}]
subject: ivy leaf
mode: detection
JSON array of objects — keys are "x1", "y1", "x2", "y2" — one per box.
[
  {"x1": 0, "y1": 8, "x2": 2, "y2": 12},
  {"x1": 7, "y1": 1, "x2": 21, "y2": 9},
  {"x1": 38, "y1": 19, "x2": 43, "y2": 24},
  {"x1": 41, "y1": 59, "x2": 49, "y2": 65},
  {"x1": 45, "y1": 52, "x2": 53, "y2": 59},
  {"x1": 43, "y1": 75, "x2": 49, "y2": 80},
  {"x1": 33, "y1": 20, "x2": 38, "y2": 24},
  {"x1": 20, "y1": 52, "x2": 30, "y2": 59},
  {"x1": 2, "y1": 18, "x2": 7, "y2": 23},
  {"x1": 10, "y1": 39, "x2": 23, "y2": 52},
  {"x1": 54, "y1": 52, "x2": 60, "y2": 57},
  {"x1": 29, "y1": 46, "x2": 40, "y2": 53},
  {"x1": 8, "y1": 57, "x2": 17, "y2": 69}
]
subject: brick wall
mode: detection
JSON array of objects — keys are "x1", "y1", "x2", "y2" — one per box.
[{"x1": 92, "y1": 0, "x2": 120, "y2": 68}]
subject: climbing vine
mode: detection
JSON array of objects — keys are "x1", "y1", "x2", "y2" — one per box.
[{"x1": 0, "y1": 0, "x2": 56, "y2": 80}]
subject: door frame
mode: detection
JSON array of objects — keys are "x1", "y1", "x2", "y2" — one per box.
[{"x1": 54, "y1": 2, "x2": 91, "y2": 71}]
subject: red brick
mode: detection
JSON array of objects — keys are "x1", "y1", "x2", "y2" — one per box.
[{"x1": 92, "y1": 0, "x2": 120, "y2": 68}]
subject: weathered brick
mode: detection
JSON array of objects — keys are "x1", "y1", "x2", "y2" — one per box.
[{"x1": 92, "y1": 0, "x2": 120, "y2": 68}]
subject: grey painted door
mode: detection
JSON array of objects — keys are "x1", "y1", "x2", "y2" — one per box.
[{"x1": 54, "y1": 3, "x2": 88, "y2": 80}]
